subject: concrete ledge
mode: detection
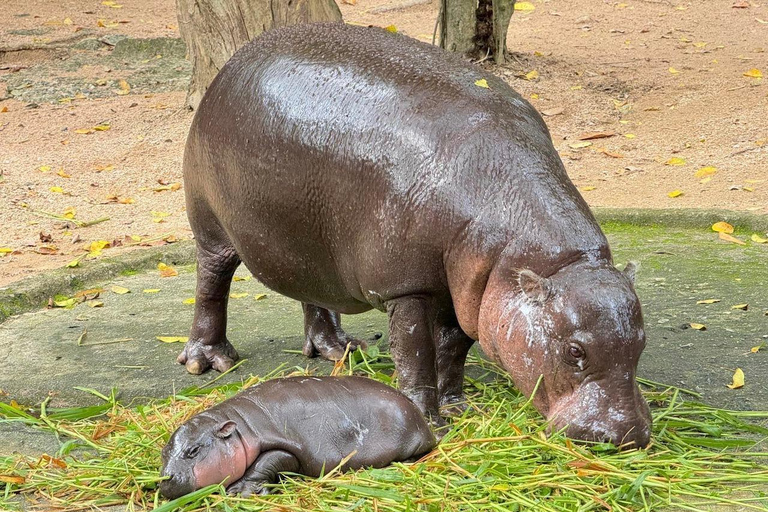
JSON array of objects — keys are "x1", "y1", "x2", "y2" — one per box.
[
  {"x1": 0, "y1": 241, "x2": 195, "y2": 323},
  {"x1": 592, "y1": 207, "x2": 768, "y2": 232},
  {"x1": 0, "y1": 208, "x2": 765, "y2": 323}
]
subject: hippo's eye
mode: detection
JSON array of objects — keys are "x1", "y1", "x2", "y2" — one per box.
[
  {"x1": 567, "y1": 344, "x2": 585, "y2": 360},
  {"x1": 183, "y1": 445, "x2": 201, "y2": 459}
]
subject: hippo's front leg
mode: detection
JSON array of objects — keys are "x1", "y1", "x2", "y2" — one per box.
[
  {"x1": 302, "y1": 303, "x2": 367, "y2": 361},
  {"x1": 177, "y1": 245, "x2": 241, "y2": 374},
  {"x1": 226, "y1": 450, "x2": 300, "y2": 497},
  {"x1": 386, "y1": 296, "x2": 444, "y2": 427}
]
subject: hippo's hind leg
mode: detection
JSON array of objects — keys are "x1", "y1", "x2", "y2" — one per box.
[
  {"x1": 226, "y1": 450, "x2": 300, "y2": 497},
  {"x1": 177, "y1": 240, "x2": 241, "y2": 374},
  {"x1": 435, "y1": 315, "x2": 475, "y2": 417},
  {"x1": 302, "y1": 303, "x2": 367, "y2": 361}
]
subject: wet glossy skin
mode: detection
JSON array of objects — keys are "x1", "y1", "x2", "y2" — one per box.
[
  {"x1": 159, "y1": 376, "x2": 436, "y2": 498},
  {"x1": 180, "y1": 23, "x2": 651, "y2": 447}
]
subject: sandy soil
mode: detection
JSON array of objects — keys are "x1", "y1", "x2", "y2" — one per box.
[{"x1": 0, "y1": 0, "x2": 766, "y2": 286}]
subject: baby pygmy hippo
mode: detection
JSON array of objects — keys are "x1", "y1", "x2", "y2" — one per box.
[{"x1": 160, "y1": 376, "x2": 436, "y2": 498}]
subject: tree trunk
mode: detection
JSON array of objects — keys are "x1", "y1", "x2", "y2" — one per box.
[
  {"x1": 439, "y1": 0, "x2": 514, "y2": 63},
  {"x1": 176, "y1": 0, "x2": 342, "y2": 110}
]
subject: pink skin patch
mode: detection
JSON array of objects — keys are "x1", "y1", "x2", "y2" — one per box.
[{"x1": 192, "y1": 431, "x2": 260, "y2": 489}]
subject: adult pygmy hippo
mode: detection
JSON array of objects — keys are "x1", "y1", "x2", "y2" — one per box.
[
  {"x1": 179, "y1": 23, "x2": 652, "y2": 447},
  {"x1": 160, "y1": 376, "x2": 435, "y2": 498}
]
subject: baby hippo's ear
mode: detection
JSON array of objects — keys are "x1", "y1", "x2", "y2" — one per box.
[
  {"x1": 518, "y1": 269, "x2": 552, "y2": 303},
  {"x1": 215, "y1": 421, "x2": 237, "y2": 439},
  {"x1": 622, "y1": 261, "x2": 639, "y2": 283}
]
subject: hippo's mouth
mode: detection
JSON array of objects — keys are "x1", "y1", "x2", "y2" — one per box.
[{"x1": 159, "y1": 473, "x2": 196, "y2": 500}]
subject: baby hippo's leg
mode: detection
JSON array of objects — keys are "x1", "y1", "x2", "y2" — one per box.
[
  {"x1": 302, "y1": 303, "x2": 367, "y2": 361},
  {"x1": 226, "y1": 450, "x2": 300, "y2": 497}
]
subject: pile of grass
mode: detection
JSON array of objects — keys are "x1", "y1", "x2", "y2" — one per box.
[{"x1": 1, "y1": 349, "x2": 768, "y2": 512}]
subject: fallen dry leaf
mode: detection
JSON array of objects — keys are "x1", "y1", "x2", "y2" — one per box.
[
  {"x1": 569, "y1": 141, "x2": 592, "y2": 149},
  {"x1": 718, "y1": 232, "x2": 746, "y2": 245},
  {"x1": 143, "y1": 289, "x2": 160, "y2": 293},
  {"x1": 751, "y1": 233, "x2": 768, "y2": 243},
  {"x1": 158, "y1": 262, "x2": 178, "y2": 278},
  {"x1": 0, "y1": 475, "x2": 25, "y2": 485},
  {"x1": 598, "y1": 148, "x2": 624, "y2": 158},
  {"x1": 515, "y1": 1, "x2": 535, "y2": 11},
  {"x1": 665, "y1": 157, "x2": 686, "y2": 166},
  {"x1": 474, "y1": 78, "x2": 490, "y2": 89},
  {"x1": 689, "y1": 323, "x2": 707, "y2": 330},
  {"x1": 711, "y1": 222, "x2": 734, "y2": 234},
  {"x1": 156, "y1": 336, "x2": 188, "y2": 343},
  {"x1": 230, "y1": 292, "x2": 249, "y2": 299},
  {"x1": 731, "y1": 303, "x2": 749, "y2": 310},
  {"x1": 541, "y1": 107, "x2": 564, "y2": 116},
  {"x1": 743, "y1": 68, "x2": 763, "y2": 78},
  {"x1": 524, "y1": 70, "x2": 539, "y2": 81},
  {"x1": 87, "y1": 300, "x2": 104, "y2": 308},
  {"x1": 111, "y1": 285, "x2": 130, "y2": 294},
  {"x1": 384, "y1": 24, "x2": 397, "y2": 33},
  {"x1": 183, "y1": 298, "x2": 196, "y2": 305},
  {"x1": 695, "y1": 166, "x2": 717, "y2": 178},
  {"x1": 697, "y1": 299, "x2": 721, "y2": 304},
  {"x1": 578, "y1": 131, "x2": 615, "y2": 140},
  {"x1": 254, "y1": 293, "x2": 268, "y2": 301},
  {"x1": 579, "y1": 186, "x2": 596, "y2": 191},
  {"x1": 667, "y1": 190, "x2": 683, "y2": 198},
  {"x1": 727, "y1": 368, "x2": 744, "y2": 389}
]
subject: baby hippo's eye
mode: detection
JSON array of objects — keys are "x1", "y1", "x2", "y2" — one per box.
[
  {"x1": 183, "y1": 445, "x2": 201, "y2": 459},
  {"x1": 566, "y1": 343, "x2": 586, "y2": 362}
]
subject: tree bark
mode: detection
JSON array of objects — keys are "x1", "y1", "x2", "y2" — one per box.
[
  {"x1": 176, "y1": 0, "x2": 342, "y2": 110},
  {"x1": 438, "y1": 0, "x2": 514, "y2": 63}
]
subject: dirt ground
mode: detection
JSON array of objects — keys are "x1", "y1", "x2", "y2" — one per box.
[{"x1": 0, "y1": 0, "x2": 766, "y2": 286}]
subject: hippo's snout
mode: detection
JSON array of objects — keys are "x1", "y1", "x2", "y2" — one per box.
[
  {"x1": 159, "y1": 471, "x2": 196, "y2": 500},
  {"x1": 548, "y1": 382, "x2": 652, "y2": 449}
]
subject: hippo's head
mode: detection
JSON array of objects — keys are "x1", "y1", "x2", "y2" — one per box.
[
  {"x1": 479, "y1": 260, "x2": 652, "y2": 448},
  {"x1": 160, "y1": 414, "x2": 257, "y2": 499}
]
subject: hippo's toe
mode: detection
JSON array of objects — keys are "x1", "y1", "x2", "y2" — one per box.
[{"x1": 176, "y1": 338, "x2": 240, "y2": 375}]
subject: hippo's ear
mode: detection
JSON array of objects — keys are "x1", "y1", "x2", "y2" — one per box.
[
  {"x1": 518, "y1": 269, "x2": 552, "y2": 303},
  {"x1": 622, "y1": 261, "x2": 639, "y2": 283},
  {"x1": 215, "y1": 421, "x2": 237, "y2": 439}
]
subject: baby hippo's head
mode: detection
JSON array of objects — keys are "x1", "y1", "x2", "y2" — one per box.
[{"x1": 160, "y1": 414, "x2": 251, "y2": 499}]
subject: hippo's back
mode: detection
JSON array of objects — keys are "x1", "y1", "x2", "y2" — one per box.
[{"x1": 184, "y1": 23, "x2": 607, "y2": 311}]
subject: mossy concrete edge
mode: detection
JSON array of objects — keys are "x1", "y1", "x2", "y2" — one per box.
[
  {"x1": 592, "y1": 207, "x2": 768, "y2": 232},
  {"x1": 0, "y1": 241, "x2": 196, "y2": 323},
  {"x1": 0, "y1": 208, "x2": 765, "y2": 323}
]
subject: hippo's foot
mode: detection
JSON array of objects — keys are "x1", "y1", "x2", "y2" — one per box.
[
  {"x1": 302, "y1": 303, "x2": 366, "y2": 361},
  {"x1": 439, "y1": 396, "x2": 470, "y2": 418},
  {"x1": 227, "y1": 479, "x2": 270, "y2": 497},
  {"x1": 176, "y1": 338, "x2": 239, "y2": 375}
]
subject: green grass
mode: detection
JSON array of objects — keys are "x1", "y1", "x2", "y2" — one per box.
[{"x1": 2, "y1": 349, "x2": 768, "y2": 512}]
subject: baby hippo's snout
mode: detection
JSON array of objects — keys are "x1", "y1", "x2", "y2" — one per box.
[
  {"x1": 159, "y1": 467, "x2": 196, "y2": 500},
  {"x1": 549, "y1": 381, "x2": 653, "y2": 449}
]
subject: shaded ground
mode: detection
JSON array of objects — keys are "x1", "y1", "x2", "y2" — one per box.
[
  {"x1": 0, "y1": 0, "x2": 766, "y2": 286},
  {"x1": 1, "y1": 222, "x2": 766, "y2": 457}
]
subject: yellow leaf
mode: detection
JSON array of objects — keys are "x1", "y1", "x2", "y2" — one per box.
[
  {"x1": 75, "y1": 128, "x2": 94, "y2": 134},
  {"x1": 689, "y1": 323, "x2": 706, "y2": 330},
  {"x1": 667, "y1": 190, "x2": 683, "y2": 198},
  {"x1": 751, "y1": 233, "x2": 768, "y2": 244},
  {"x1": 39, "y1": 165, "x2": 51, "y2": 172},
  {"x1": 623, "y1": 133, "x2": 636, "y2": 139},
  {"x1": 743, "y1": 186, "x2": 754, "y2": 192},
  {"x1": 0, "y1": 248, "x2": 14, "y2": 254},
  {"x1": 254, "y1": 293, "x2": 268, "y2": 301},
  {"x1": 118, "y1": 197, "x2": 135, "y2": 204},
  {"x1": 0, "y1": 475, "x2": 25, "y2": 485},
  {"x1": 57, "y1": 169, "x2": 71, "y2": 178},
  {"x1": 50, "y1": 186, "x2": 64, "y2": 194},
  {"x1": 384, "y1": 24, "x2": 397, "y2": 33},
  {"x1": 743, "y1": 68, "x2": 763, "y2": 79},
  {"x1": 0, "y1": 106, "x2": 8, "y2": 113},
  {"x1": 143, "y1": 289, "x2": 160, "y2": 293},
  {"x1": 474, "y1": 78, "x2": 490, "y2": 89},
  {"x1": 694, "y1": 166, "x2": 717, "y2": 178},
  {"x1": 87, "y1": 300, "x2": 104, "y2": 308},
  {"x1": 93, "y1": 123, "x2": 111, "y2": 131},
  {"x1": 711, "y1": 222, "x2": 734, "y2": 233},
  {"x1": 233, "y1": 276, "x2": 251, "y2": 281},
  {"x1": 580, "y1": 186, "x2": 596, "y2": 191},
  {"x1": 63, "y1": 207, "x2": 76, "y2": 219},
  {"x1": 751, "y1": 345, "x2": 762, "y2": 353},
  {"x1": 731, "y1": 303, "x2": 748, "y2": 310},
  {"x1": 530, "y1": 93, "x2": 539, "y2": 99},
  {"x1": 669, "y1": 67, "x2": 680, "y2": 74},
  {"x1": 66, "y1": 258, "x2": 81, "y2": 268},
  {"x1": 116, "y1": 79, "x2": 131, "y2": 95},
  {"x1": 696, "y1": 299, "x2": 720, "y2": 304},
  {"x1": 111, "y1": 285, "x2": 130, "y2": 294},
  {"x1": 515, "y1": 1, "x2": 535, "y2": 11},
  {"x1": 700, "y1": 177, "x2": 712, "y2": 184},
  {"x1": 230, "y1": 292, "x2": 249, "y2": 299},
  {"x1": 693, "y1": 42, "x2": 708, "y2": 48},
  {"x1": 183, "y1": 298, "x2": 196, "y2": 305},
  {"x1": 665, "y1": 157, "x2": 686, "y2": 166},
  {"x1": 718, "y1": 232, "x2": 746, "y2": 245},
  {"x1": 568, "y1": 141, "x2": 592, "y2": 149},
  {"x1": 727, "y1": 368, "x2": 744, "y2": 389},
  {"x1": 156, "y1": 336, "x2": 188, "y2": 343},
  {"x1": 158, "y1": 262, "x2": 178, "y2": 278},
  {"x1": 524, "y1": 70, "x2": 539, "y2": 81}
]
